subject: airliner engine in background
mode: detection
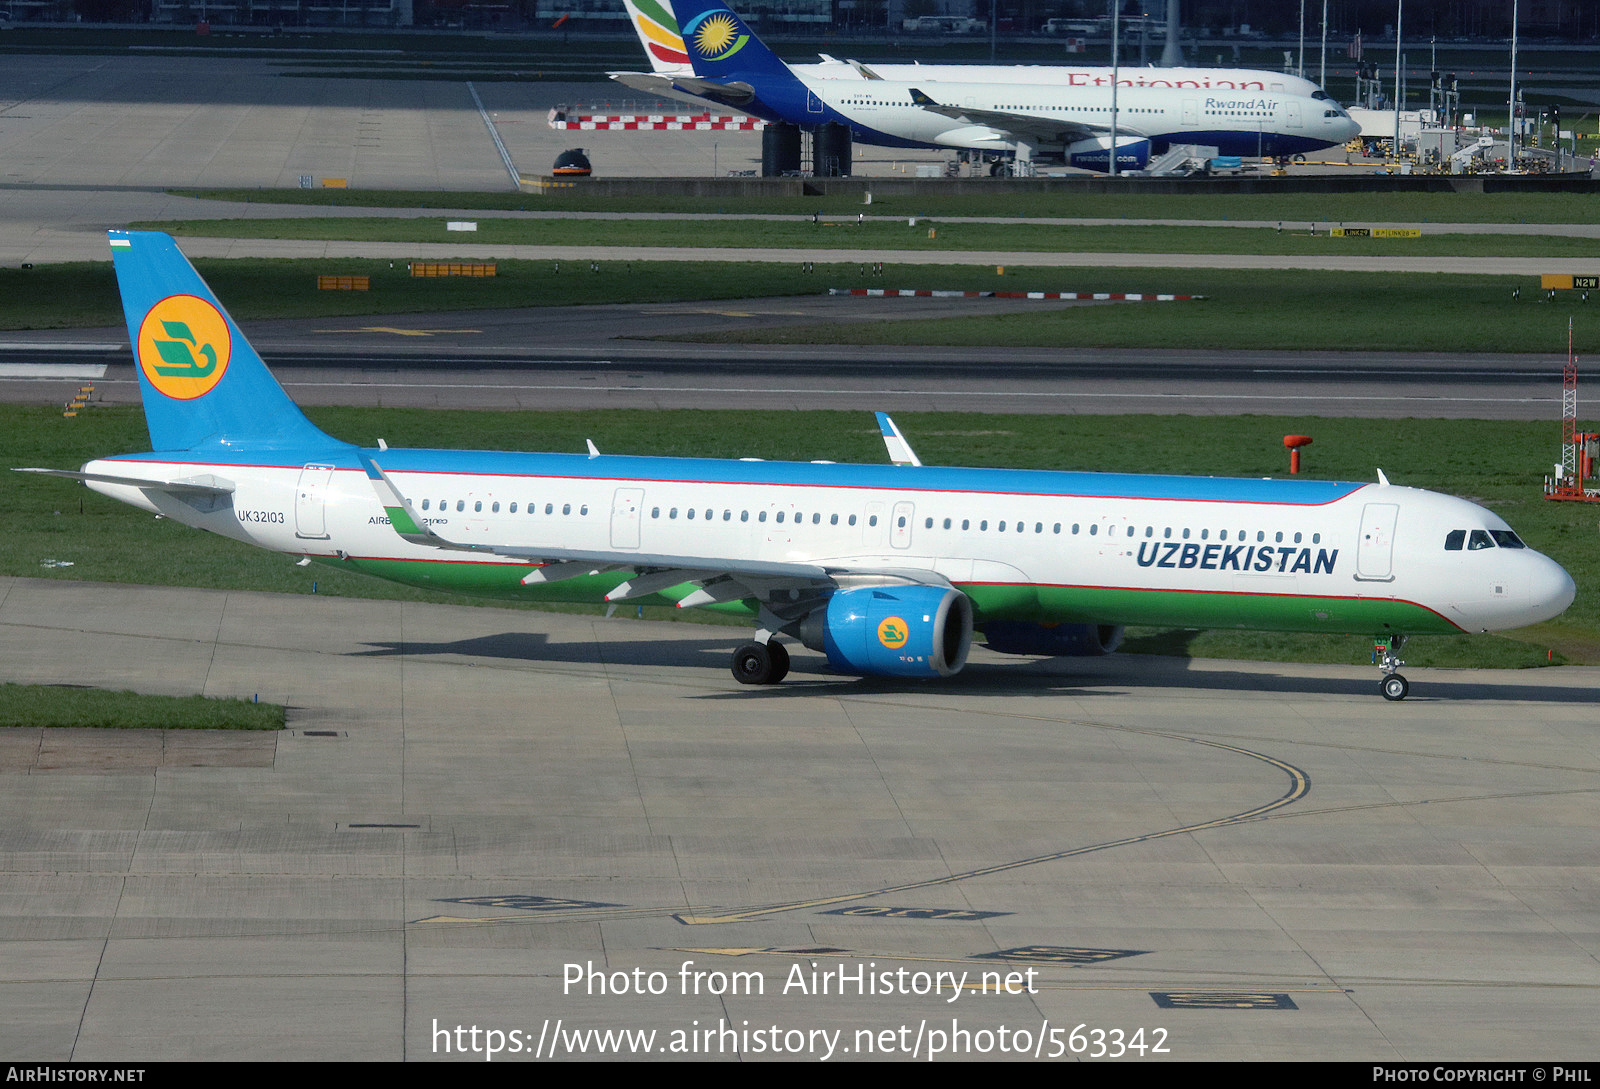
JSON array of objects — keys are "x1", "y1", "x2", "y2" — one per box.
[
  {"x1": 21, "y1": 233, "x2": 1575, "y2": 701},
  {"x1": 662, "y1": 0, "x2": 1359, "y2": 172}
]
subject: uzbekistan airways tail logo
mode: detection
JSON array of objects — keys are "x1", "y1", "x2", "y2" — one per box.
[
  {"x1": 877, "y1": 617, "x2": 909, "y2": 650},
  {"x1": 684, "y1": 10, "x2": 748, "y2": 62},
  {"x1": 137, "y1": 295, "x2": 231, "y2": 400},
  {"x1": 629, "y1": 0, "x2": 690, "y2": 65}
]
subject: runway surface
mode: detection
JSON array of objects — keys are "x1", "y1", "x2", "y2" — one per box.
[
  {"x1": 3, "y1": 577, "x2": 1598, "y2": 1061},
  {"x1": 0, "y1": 299, "x2": 1570, "y2": 418}
]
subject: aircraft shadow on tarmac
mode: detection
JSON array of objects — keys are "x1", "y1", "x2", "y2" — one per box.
[{"x1": 350, "y1": 631, "x2": 1599, "y2": 705}]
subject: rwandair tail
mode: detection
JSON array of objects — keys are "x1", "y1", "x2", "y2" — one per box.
[
  {"x1": 109, "y1": 230, "x2": 345, "y2": 455},
  {"x1": 672, "y1": 0, "x2": 796, "y2": 83}
]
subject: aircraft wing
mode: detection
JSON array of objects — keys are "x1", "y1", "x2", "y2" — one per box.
[
  {"x1": 908, "y1": 87, "x2": 1146, "y2": 145},
  {"x1": 361, "y1": 456, "x2": 949, "y2": 614}
]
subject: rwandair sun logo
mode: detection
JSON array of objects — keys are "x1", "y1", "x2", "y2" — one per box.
[
  {"x1": 137, "y1": 294, "x2": 231, "y2": 400},
  {"x1": 690, "y1": 12, "x2": 748, "y2": 60},
  {"x1": 877, "y1": 616, "x2": 909, "y2": 650}
]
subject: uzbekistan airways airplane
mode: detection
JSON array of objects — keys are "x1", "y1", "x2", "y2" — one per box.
[
  {"x1": 663, "y1": 0, "x2": 1360, "y2": 171},
  {"x1": 613, "y1": 0, "x2": 1331, "y2": 107},
  {"x1": 22, "y1": 232, "x2": 1575, "y2": 700}
]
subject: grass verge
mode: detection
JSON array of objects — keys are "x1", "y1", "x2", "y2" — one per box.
[
  {"x1": 134, "y1": 215, "x2": 1600, "y2": 258},
  {"x1": 0, "y1": 682, "x2": 285, "y2": 730},
  {"x1": 4, "y1": 258, "x2": 1595, "y2": 356},
  {"x1": 174, "y1": 187, "x2": 1600, "y2": 224}
]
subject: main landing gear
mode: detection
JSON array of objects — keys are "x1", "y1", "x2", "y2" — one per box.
[
  {"x1": 732, "y1": 640, "x2": 789, "y2": 685},
  {"x1": 1374, "y1": 634, "x2": 1410, "y2": 701}
]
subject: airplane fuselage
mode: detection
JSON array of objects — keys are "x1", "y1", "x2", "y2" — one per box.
[
  {"x1": 740, "y1": 76, "x2": 1359, "y2": 159},
  {"x1": 83, "y1": 448, "x2": 1573, "y2": 639}
]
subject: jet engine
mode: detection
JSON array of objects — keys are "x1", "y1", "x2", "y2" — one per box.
[
  {"x1": 1065, "y1": 136, "x2": 1151, "y2": 172},
  {"x1": 982, "y1": 621, "x2": 1125, "y2": 657},
  {"x1": 801, "y1": 585, "x2": 973, "y2": 678}
]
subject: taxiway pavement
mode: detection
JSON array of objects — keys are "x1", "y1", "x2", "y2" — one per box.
[{"x1": 3, "y1": 577, "x2": 1598, "y2": 1061}]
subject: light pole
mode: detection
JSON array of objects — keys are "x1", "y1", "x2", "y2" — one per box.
[
  {"x1": 1392, "y1": 0, "x2": 1403, "y2": 165},
  {"x1": 1109, "y1": 0, "x2": 1120, "y2": 177},
  {"x1": 1508, "y1": 0, "x2": 1519, "y2": 169}
]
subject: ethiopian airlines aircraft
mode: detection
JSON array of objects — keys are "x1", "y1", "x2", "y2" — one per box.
[
  {"x1": 660, "y1": 0, "x2": 1359, "y2": 170},
  {"x1": 22, "y1": 232, "x2": 1575, "y2": 700}
]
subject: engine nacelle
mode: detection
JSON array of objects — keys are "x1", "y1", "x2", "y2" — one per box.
[
  {"x1": 802, "y1": 585, "x2": 973, "y2": 678},
  {"x1": 982, "y1": 621, "x2": 1125, "y2": 657},
  {"x1": 1066, "y1": 136, "x2": 1151, "y2": 173}
]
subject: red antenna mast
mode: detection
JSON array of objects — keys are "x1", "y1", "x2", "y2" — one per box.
[{"x1": 1545, "y1": 318, "x2": 1600, "y2": 502}]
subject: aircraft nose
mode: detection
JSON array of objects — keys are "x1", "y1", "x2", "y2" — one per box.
[{"x1": 1529, "y1": 554, "x2": 1577, "y2": 623}]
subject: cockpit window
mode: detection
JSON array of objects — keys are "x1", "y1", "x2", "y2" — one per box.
[
  {"x1": 1444, "y1": 530, "x2": 1465, "y2": 551},
  {"x1": 1312, "y1": 90, "x2": 1330, "y2": 100},
  {"x1": 1468, "y1": 530, "x2": 1495, "y2": 550},
  {"x1": 1490, "y1": 530, "x2": 1526, "y2": 549}
]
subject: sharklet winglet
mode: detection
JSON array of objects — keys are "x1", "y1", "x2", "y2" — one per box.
[
  {"x1": 876, "y1": 411, "x2": 923, "y2": 467},
  {"x1": 360, "y1": 454, "x2": 467, "y2": 550}
]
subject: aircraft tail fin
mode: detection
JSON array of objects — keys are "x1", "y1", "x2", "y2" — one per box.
[
  {"x1": 108, "y1": 230, "x2": 345, "y2": 454},
  {"x1": 672, "y1": 0, "x2": 794, "y2": 83},
  {"x1": 622, "y1": 0, "x2": 692, "y2": 73}
]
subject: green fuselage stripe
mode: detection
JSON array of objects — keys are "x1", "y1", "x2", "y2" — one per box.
[{"x1": 328, "y1": 556, "x2": 1459, "y2": 635}]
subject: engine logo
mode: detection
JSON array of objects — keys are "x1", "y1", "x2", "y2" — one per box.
[{"x1": 877, "y1": 616, "x2": 909, "y2": 649}]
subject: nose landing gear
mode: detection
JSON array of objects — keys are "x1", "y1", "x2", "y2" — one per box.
[{"x1": 1374, "y1": 634, "x2": 1409, "y2": 700}]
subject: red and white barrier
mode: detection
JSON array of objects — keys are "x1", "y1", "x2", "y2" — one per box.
[
  {"x1": 829, "y1": 289, "x2": 1204, "y2": 300},
  {"x1": 549, "y1": 111, "x2": 763, "y2": 131}
]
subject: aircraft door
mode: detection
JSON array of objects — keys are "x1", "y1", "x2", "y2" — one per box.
[
  {"x1": 1356, "y1": 503, "x2": 1399, "y2": 580},
  {"x1": 807, "y1": 89, "x2": 823, "y2": 115},
  {"x1": 294, "y1": 464, "x2": 335, "y2": 540},
  {"x1": 1287, "y1": 100, "x2": 1303, "y2": 128},
  {"x1": 891, "y1": 501, "x2": 915, "y2": 549},
  {"x1": 610, "y1": 487, "x2": 644, "y2": 549},
  {"x1": 1182, "y1": 98, "x2": 1198, "y2": 126}
]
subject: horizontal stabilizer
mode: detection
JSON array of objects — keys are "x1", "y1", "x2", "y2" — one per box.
[
  {"x1": 14, "y1": 467, "x2": 235, "y2": 496},
  {"x1": 670, "y1": 77, "x2": 757, "y2": 105}
]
